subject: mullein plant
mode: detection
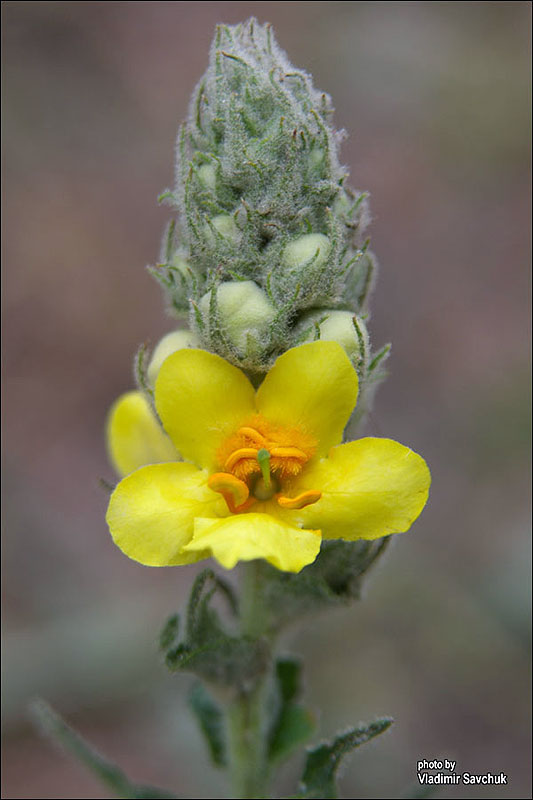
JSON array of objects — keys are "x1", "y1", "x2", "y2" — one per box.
[{"x1": 34, "y1": 19, "x2": 430, "y2": 800}]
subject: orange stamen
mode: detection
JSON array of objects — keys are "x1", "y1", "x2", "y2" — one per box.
[
  {"x1": 208, "y1": 472, "x2": 255, "y2": 513},
  {"x1": 237, "y1": 427, "x2": 269, "y2": 447},
  {"x1": 215, "y1": 420, "x2": 318, "y2": 505},
  {"x1": 224, "y1": 447, "x2": 259, "y2": 472},
  {"x1": 269, "y1": 446, "x2": 308, "y2": 461},
  {"x1": 277, "y1": 490, "x2": 322, "y2": 510}
]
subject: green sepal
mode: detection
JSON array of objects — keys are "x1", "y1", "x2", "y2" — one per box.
[
  {"x1": 304, "y1": 537, "x2": 390, "y2": 601},
  {"x1": 342, "y1": 249, "x2": 375, "y2": 311},
  {"x1": 157, "y1": 189, "x2": 175, "y2": 205},
  {"x1": 298, "y1": 718, "x2": 394, "y2": 799},
  {"x1": 30, "y1": 700, "x2": 179, "y2": 799},
  {"x1": 368, "y1": 342, "x2": 391, "y2": 381},
  {"x1": 259, "y1": 538, "x2": 391, "y2": 631},
  {"x1": 188, "y1": 682, "x2": 227, "y2": 767},
  {"x1": 133, "y1": 342, "x2": 154, "y2": 400},
  {"x1": 267, "y1": 658, "x2": 316, "y2": 764},
  {"x1": 348, "y1": 341, "x2": 391, "y2": 431},
  {"x1": 160, "y1": 569, "x2": 269, "y2": 687}
]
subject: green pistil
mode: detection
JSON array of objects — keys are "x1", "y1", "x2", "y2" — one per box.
[{"x1": 256, "y1": 448, "x2": 271, "y2": 489}]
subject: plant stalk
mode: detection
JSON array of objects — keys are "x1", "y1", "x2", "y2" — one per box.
[{"x1": 227, "y1": 560, "x2": 271, "y2": 799}]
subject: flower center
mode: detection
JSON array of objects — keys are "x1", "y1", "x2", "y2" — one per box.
[{"x1": 207, "y1": 418, "x2": 322, "y2": 513}]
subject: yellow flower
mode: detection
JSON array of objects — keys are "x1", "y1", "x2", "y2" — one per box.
[
  {"x1": 106, "y1": 342, "x2": 430, "y2": 573},
  {"x1": 106, "y1": 391, "x2": 179, "y2": 478}
]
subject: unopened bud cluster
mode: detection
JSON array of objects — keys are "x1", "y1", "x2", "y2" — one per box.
[{"x1": 149, "y1": 18, "x2": 388, "y2": 409}]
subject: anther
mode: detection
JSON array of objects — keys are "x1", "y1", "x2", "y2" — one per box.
[
  {"x1": 224, "y1": 447, "x2": 259, "y2": 472},
  {"x1": 270, "y1": 445, "x2": 308, "y2": 461},
  {"x1": 238, "y1": 427, "x2": 269, "y2": 447},
  {"x1": 277, "y1": 490, "x2": 322, "y2": 510},
  {"x1": 208, "y1": 472, "x2": 254, "y2": 513}
]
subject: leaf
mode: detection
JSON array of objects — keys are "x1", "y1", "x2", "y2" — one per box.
[
  {"x1": 161, "y1": 570, "x2": 268, "y2": 687},
  {"x1": 159, "y1": 613, "x2": 180, "y2": 651},
  {"x1": 269, "y1": 705, "x2": 316, "y2": 764},
  {"x1": 276, "y1": 658, "x2": 302, "y2": 704},
  {"x1": 185, "y1": 569, "x2": 237, "y2": 641},
  {"x1": 188, "y1": 682, "x2": 227, "y2": 767},
  {"x1": 165, "y1": 633, "x2": 269, "y2": 687},
  {"x1": 30, "y1": 699, "x2": 179, "y2": 799},
  {"x1": 268, "y1": 658, "x2": 316, "y2": 764},
  {"x1": 298, "y1": 718, "x2": 393, "y2": 799}
]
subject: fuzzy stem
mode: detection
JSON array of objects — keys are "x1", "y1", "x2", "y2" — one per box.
[
  {"x1": 227, "y1": 561, "x2": 271, "y2": 799},
  {"x1": 240, "y1": 558, "x2": 267, "y2": 639},
  {"x1": 228, "y1": 683, "x2": 269, "y2": 799}
]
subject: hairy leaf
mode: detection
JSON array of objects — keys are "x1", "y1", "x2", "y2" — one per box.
[{"x1": 299, "y1": 718, "x2": 393, "y2": 799}]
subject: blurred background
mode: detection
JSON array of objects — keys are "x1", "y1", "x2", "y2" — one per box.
[{"x1": 2, "y1": 2, "x2": 531, "y2": 798}]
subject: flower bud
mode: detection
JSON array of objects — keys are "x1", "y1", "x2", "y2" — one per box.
[
  {"x1": 297, "y1": 310, "x2": 368, "y2": 364},
  {"x1": 309, "y1": 145, "x2": 326, "y2": 173},
  {"x1": 147, "y1": 329, "x2": 200, "y2": 385},
  {"x1": 197, "y1": 163, "x2": 216, "y2": 191},
  {"x1": 205, "y1": 214, "x2": 240, "y2": 247},
  {"x1": 152, "y1": 20, "x2": 375, "y2": 375},
  {"x1": 199, "y1": 280, "x2": 276, "y2": 355},
  {"x1": 332, "y1": 191, "x2": 352, "y2": 218},
  {"x1": 282, "y1": 233, "x2": 332, "y2": 272},
  {"x1": 170, "y1": 253, "x2": 193, "y2": 276}
]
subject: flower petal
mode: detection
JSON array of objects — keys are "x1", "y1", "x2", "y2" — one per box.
[
  {"x1": 155, "y1": 349, "x2": 256, "y2": 470},
  {"x1": 106, "y1": 391, "x2": 179, "y2": 477},
  {"x1": 256, "y1": 342, "x2": 358, "y2": 455},
  {"x1": 295, "y1": 438, "x2": 431, "y2": 540},
  {"x1": 182, "y1": 513, "x2": 321, "y2": 573},
  {"x1": 106, "y1": 463, "x2": 225, "y2": 565}
]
